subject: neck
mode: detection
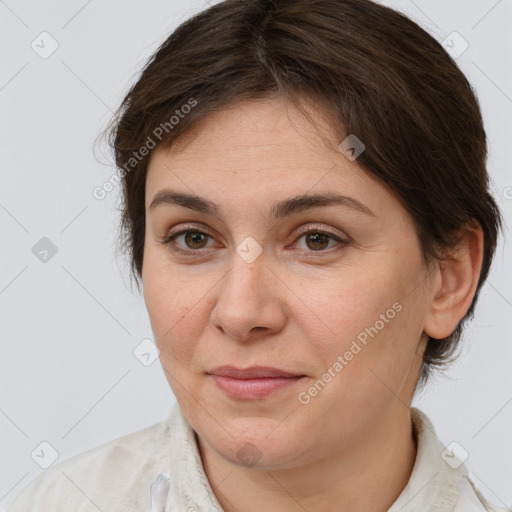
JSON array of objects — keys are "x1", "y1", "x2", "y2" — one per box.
[{"x1": 197, "y1": 404, "x2": 417, "y2": 512}]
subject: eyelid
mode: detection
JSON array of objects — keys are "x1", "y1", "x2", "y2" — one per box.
[
  {"x1": 292, "y1": 223, "x2": 350, "y2": 242},
  {"x1": 165, "y1": 222, "x2": 348, "y2": 241},
  {"x1": 166, "y1": 222, "x2": 215, "y2": 239}
]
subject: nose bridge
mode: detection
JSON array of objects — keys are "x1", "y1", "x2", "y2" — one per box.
[
  {"x1": 224, "y1": 233, "x2": 268, "y2": 298},
  {"x1": 221, "y1": 250, "x2": 266, "y2": 313}
]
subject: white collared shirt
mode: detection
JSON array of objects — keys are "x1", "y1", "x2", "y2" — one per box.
[{"x1": 7, "y1": 404, "x2": 509, "y2": 511}]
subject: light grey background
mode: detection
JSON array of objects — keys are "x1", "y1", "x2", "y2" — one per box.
[{"x1": 0, "y1": 0, "x2": 511, "y2": 509}]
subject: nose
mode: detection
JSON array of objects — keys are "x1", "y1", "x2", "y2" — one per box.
[{"x1": 210, "y1": 249, "x2": 287, "y2": 342}]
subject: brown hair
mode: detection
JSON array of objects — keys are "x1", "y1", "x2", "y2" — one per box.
[{"x1": 106, "y1": 0, "x2": 503, "y2": 387}]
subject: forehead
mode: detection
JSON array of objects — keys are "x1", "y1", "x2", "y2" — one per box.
[
  {"x1": 144, "y1": 97, "x2": 400, "y2": 225},
  {"x1": 147, "y1": 98, "x2": 368, "y2": 191}
]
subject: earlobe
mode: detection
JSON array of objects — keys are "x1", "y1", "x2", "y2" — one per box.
[{"x1": 423, "y1": 222, "x2": 484, "y2": 340}]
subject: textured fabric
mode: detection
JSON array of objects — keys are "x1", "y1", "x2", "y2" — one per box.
[
  {"x1": 388, "y1": 409, "x2": 509, "y2": 512},
  {"x1": 7, "y1": 404, "x2": 509, "y2": 511}
]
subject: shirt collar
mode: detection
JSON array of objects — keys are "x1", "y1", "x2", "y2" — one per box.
[
  {"x1": 153, "y1": 404, "x2": 468, "y2": 512},
  {"x1": 388, "y1": 407, "x2": 468, "y2": 511}
]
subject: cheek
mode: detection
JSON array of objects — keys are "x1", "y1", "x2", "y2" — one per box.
[
  {"x1": 142, "y1": 257, "x2": 207, "y2": 367},
  {"x1": 301, "y1": 262, "x2": 423, "y2": 392},
  {"x1": 301, "y1": 265, "x2": 400, "y2": 353}
]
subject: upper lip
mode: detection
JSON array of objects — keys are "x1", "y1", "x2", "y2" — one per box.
[{"x1": 208, "y1": 365, "x2": 303, "y2": 379}]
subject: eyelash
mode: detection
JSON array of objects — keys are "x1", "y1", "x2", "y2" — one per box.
[{"x1": 158, "y1": 223, "x2": 350, "y2": 257}]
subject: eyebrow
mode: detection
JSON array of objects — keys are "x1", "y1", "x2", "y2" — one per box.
[{"x1": 148, "y1": 189, "x2": 376, "y2": 221}]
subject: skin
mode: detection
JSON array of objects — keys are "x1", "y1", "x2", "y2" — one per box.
[{"x1": 142, "y1": 96, "x2": 484, "y2": 512}]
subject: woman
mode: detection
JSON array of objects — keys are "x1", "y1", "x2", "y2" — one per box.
[{"x1": 8, "y1": 0, "x2": 508, "y2": 511}]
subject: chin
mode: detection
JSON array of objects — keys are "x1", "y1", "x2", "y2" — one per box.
[
  {"x1": 215, "y1": 435, "x2": 305, "y2": 471},
  {"x1": 195, "y1": 412, "x2": 309, "y2": 470}
]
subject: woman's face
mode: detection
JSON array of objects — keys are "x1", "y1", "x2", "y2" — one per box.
[{"x1": 143, "y1": 96, "x2": 433, "y2": 470}]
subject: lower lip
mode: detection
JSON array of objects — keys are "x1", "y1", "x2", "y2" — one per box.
[{"x1": 210, "y1": 375, "x2": 304, "y2": 400}]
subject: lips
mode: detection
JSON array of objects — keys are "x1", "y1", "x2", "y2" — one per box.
[
  {"x1": 209, "y1": 365, "x2": 303, "y2": 379},
  {"x1": 208, "y1": 366, "x2": 305, "y2": 400}
]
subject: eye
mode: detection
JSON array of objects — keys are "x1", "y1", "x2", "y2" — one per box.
[
  {"x1": 292, "y1": 225, "x2": 349, "y2": 253},
  {"x1": 159, "y1": 228, "x2": 216, "y2": 254},
  {"x1": 158, "y1": 223, "x2": 350, "y2": 256}
]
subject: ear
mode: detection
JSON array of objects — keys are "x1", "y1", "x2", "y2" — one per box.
[{"x1": 423, "y1": 221, "x2": 485, "y2": 340}]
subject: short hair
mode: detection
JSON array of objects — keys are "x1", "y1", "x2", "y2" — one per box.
[{"x1": 105, "y1": 0, "x2": 503, "y2": 387}]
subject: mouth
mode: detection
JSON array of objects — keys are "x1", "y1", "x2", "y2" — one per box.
[{"x1": 207, "y1": 365, "x2": 306, "y2": 400}]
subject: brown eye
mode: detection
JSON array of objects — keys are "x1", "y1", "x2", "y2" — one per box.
[
  {"x1": 304, "y1": 232, "x2": 331, "y2": 251},
  {"x1": 183, "y1": 231, "x2": 210, "y2": 249},
  {"x1": 294, "y1": 228, "x2": 348, "y2": 253},
  {"x1": 160, "y1": 229, "x2": 216, "y2": 253}
]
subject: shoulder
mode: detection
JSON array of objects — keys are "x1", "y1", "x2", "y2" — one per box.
[
  {"x1": 7, "y1": 414, "x2": 173, "y2": 512},
  {"x1": 407, "y1": 408, "x2": 510, "y2": 512},
  {"x1": 456, "y1": 477, "x2": 511, "y2": 512}
]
